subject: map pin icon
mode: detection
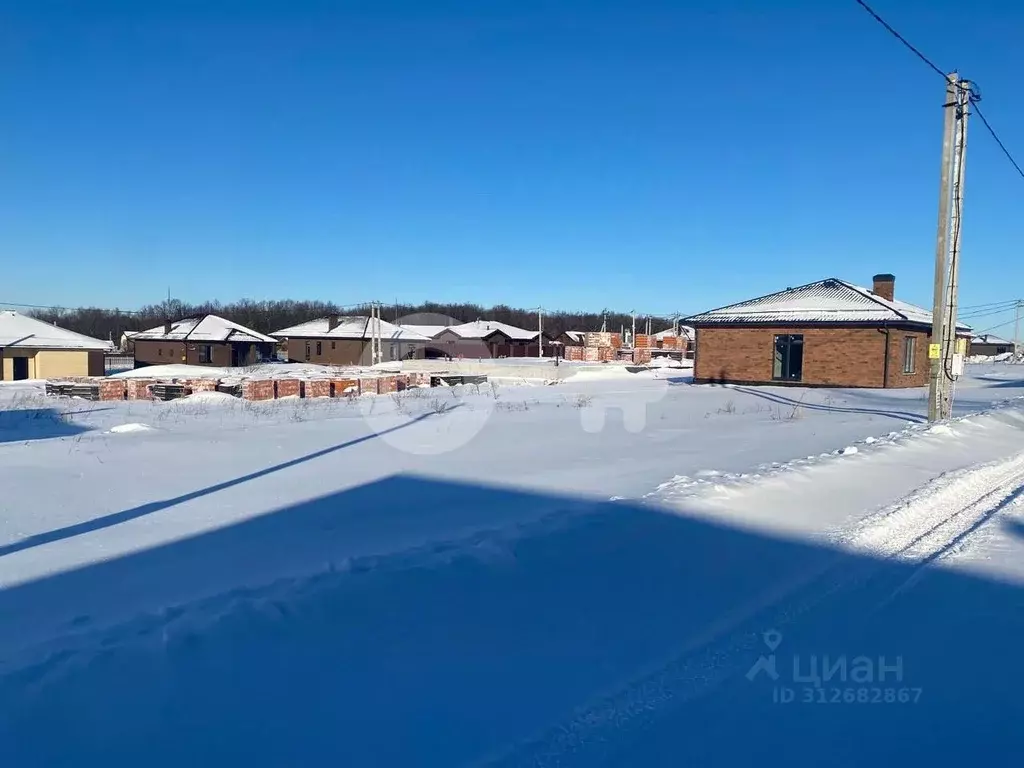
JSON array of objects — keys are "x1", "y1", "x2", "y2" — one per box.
[{"x1": 763, "y1": 629, "x2": 783, "y2": 651}]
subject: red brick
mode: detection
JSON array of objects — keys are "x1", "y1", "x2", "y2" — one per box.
[
  {"x1": 305, "y1": 379, "x2": 331, "y2": 398},
  {"x1": 691, "y1": 326, "x2": 954, "y2": 388},
  {"x1": 242, "y1": 380, "x2": 275, "y2": 401},
  {"x1": 377, "y1": 376, "x2": 399, "y2": 395},
  {"x1": 126, "y1": 379, "x2": 155, "y2": 400},
  {"x1": 98, "y1": 379, "x2": 126, "y2": 401},
  {"x1": 332, "y1": 378, "x2": 360, "y2": 397},
  {"x1": 184, "y1": 379, "x2": 219, "y2": 393},
  {"x1": 358, "y1": 378, "x2": 380, "y2": 396},
  {"x1": 632, "y1": 349, "x2": 652, "y2": 364},
  {"x1": 275, "y1": 379, "x2": 302, "y2": 399}
]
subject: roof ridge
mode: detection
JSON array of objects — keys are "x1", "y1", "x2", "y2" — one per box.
[{"x1": 836, "y1": 280, "x2": 910, "y2": 322}]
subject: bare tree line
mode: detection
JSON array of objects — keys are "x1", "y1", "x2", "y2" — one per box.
[{"x1": 26, "y1": 299, "x2": 672, "y2": 344}]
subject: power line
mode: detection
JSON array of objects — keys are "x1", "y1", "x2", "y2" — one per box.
[
  {"x1": 972, "y1": 102, "x2": 1024, "y2": 181},
  {"x1": 853, "y1": 0, "x2": 947, "y2": 80},
  {"x1": 959, "y1": 298, "x2": 1020, "y2": 311}
]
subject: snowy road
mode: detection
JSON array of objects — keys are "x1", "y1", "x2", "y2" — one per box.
[{"x1": 485, "y1": 449, "x2": 1024, "y2": 766}]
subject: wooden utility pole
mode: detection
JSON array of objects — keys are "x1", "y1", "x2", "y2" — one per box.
[
  {"x1": 928, "y1": 73, "x2": 960, "y2": 422},
  {"x1": 1015, "y1": 300, "x2": 1022, "y2": 356},
  {"x1": 940, "y1": 79, "x2": 971, "y2": 418},
  {"x1": 537, "y1": 307, "x2": 543, "y2": 358}
]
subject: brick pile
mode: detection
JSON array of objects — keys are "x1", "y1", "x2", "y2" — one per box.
[
  {"x1": 275, "y1": 379, "x2": 302, "y2": 398},
  {"x1": 98, "y1": 379, "x2": 127, "y2": 401},
  {"x1": 359, "y1": 378, "x2": 380, "y2": 396},
  {"x1": 584, "y1": 332, "x2": 623, "y2": 349},
  {"x1": 377, "y1": 376, "x2": 399, "y2": 395},
  {"x1": 332, "y1": 378, "x2": 360, "y2": 397},
  {"x1": 126, "y1": 379, "x2": 155, "y2": 400},
  {"x1": 184, "y1": 379, "x2": 219, "y2": 393},
  {"x1": 634, "y1": 334, "x2": 653, "y2": 349},
  {"x1": 242, "y1": 380, "x2": 275, "y2": 401},
  {"x1": 632, "y1": 349, "x2": 653, "y2": 364},
  {"x1": 564, "y1": 346, "x2": 585, "y2": 361},
  {"x1": 305, "y1": 379, "x2": 331, "y2": 398}
]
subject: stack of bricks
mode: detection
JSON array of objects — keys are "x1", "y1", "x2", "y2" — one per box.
[
  {"x1": 242, "y1": 380, "x2": 275, "y2": 401},
  {"x1": 275, "y1": 379, "x2": 302, "y2": 399},
  {"x1": 184, "y1": 379, "x2": 219, "y2": 393},
  {"x1": 634, "y1": 334, "x2": 654, "y2": 349},
  {"x1": 305, "y1": 379, "x2": 331, "y2": 398},
  {"x1": 564, "y1": 346, "x2": 585, "y2": 361},
  {"x1": 632, "y1": 349, "x2": 653, "y2": 364},
  {"x1": 358, "y1": 378, "x2": 380, "y2": 396},
  {"x1": 126, "y1": 379, "x2": 155, "y2": 400},
  {"x1": 332, "y1": 378, "x2": 359, "y2": 397},
  {"x1": 377, "y1": 376, "x2": 400, "y2": 395},
  {"x1": 598, "y1": 347, "x2": 617, "y2": 362},
  {"x1": 98, "y1": 379, "x2": 127, "y2": 401},
  {"x1": 584, "y1": 332, "x2": 623, "y2": 349}
]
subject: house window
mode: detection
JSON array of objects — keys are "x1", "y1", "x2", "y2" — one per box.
[
  {"x1": 198, "y1": 345, "x2": 213, "y2": 364},
  {"x1": 158, "y1": 348, "x2": 163, "y2": 357},
  {"x1": 902, "y1": 337, "x2": 916, "y2": 374},
  {"x1": 305, "y1": 342, "x2": 311, "y2": 361},
  {"x1": 316, "y1": 341, "x2": 322, "y2": 356},
  {"x1": 997, "y1": 346, "x2": 1008, "y2": 354},
  {"x1": 331, "y1": 341, "x2": 336, "y2": 350},
  {"x1": 772, "y1": 334, "x2": 804, "y2": 381}
]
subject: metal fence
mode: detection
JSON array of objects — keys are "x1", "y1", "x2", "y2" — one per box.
[{"x1": 104, "y1": 355, "x2": 135, "y2": 375}]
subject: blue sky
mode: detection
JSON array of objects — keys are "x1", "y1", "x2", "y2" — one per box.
[{"x1": 2, "y1": 0, "x2": 1022, "y2": 331}]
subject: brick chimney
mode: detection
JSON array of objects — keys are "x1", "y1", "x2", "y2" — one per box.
[
  {"x1": 163, "y1": 319, "x2": 173, "y2": 335},
  {"x1": 327, "y1": 314, "x2": 340, "y2": 332},
  {"x1": 871, "y1": 273, "x2": 895, "y2": 302}
]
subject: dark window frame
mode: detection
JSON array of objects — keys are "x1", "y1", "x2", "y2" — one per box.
[
  {"x1": 902, "y1": 336, "x2": 916, "y2": 374},
  {"x1": 198, "y1": 345, "x2": 213, "y2": 364},
  {"x1": 158, "y1": 348, "x2": 163, "y2": 357},
  {"x1": 772, "y1": 334, "x2": 804, "y2": 382},
  {"x1": 305, "y1": 341, "x2": 311, "y2": 362},
  {"x1": 316, "y1": 341, "x2": 322, "y2": 356},
  {"x1": 331, "y1": 341, "x2": 336, "y2": 350}
]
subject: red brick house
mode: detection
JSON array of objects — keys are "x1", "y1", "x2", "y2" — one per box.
[
  {"x1": 412, "y1": 320, "x2": 551, "y2": 359},
  {"x1": 685, "y1": 274, "x2": 971, "y2": 388},
  {"x1": 272, "y1": 315, "x2": 430, "y2": 365},
  {"x1": 132, "y1": 315, "x2": 277, "y2": 368}
]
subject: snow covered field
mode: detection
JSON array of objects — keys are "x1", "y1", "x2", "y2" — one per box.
[{"x1": 2, "y1": 363, "x2": 1024, "y2": 765}]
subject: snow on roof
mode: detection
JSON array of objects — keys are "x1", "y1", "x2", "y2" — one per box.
[
  {"x1": 434, "y1": 320, "x2": 540, "y2": 341},
  {"x1": 132, "y1": 315, "x2": 277, "y2": 344},
  {"x1": 653, "y1": 326, "x2": 695, "y2": 340},
  {"x1": 0, "y1": 311, "x2": 113, "y2": 351},
  {"x1": 397, "y1": 323, "x2": 455, "y2": 339},
  {"x1": 272, "y1": 316, "x2": 430, "y2": 342},
  {"x1": 685, "y1": 279, "x2": 972, "y2": 331},
  {"x1": 972, "y1": 334, "x2": 1014, "y2": 345},
  {"x1": 562, "y1": 331, "x2": 587, "y2": 343}
]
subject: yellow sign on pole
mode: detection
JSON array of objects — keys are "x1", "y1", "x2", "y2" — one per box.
[
  {"x1": 956, "y1": 337, "x2": 967, "y2": 355},
  {"x1": 929, "y1": 343, "x2": 941, "y2": 359}
]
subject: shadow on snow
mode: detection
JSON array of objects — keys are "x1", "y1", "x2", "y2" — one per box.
[
  {"x1": 1, "y1": 476, "x2": 1023, "y2": 767},
  {"x1": 0, "y1": 409, "x2": 447, "y2": 558},
  {"x1": 0, "y1": 408, "x2": 92, "y2": 444}
]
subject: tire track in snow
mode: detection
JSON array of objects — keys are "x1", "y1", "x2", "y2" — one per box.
[{"x1": 480, "y1": 451, "x2": 1024, "y2": 768}]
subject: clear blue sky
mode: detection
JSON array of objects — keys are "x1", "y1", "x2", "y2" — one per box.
[{"x1": 2, "y1": 0, "x2": 1022, "y2": 331}]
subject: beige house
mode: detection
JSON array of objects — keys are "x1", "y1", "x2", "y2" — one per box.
[{"x1": 0, "y1": 310, "x2": 111, "y2": 380}]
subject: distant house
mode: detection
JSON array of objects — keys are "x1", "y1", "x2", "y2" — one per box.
[
  {"x1": 653, "y1": 326, "x2": 695, "y2": 357},
  {"x1": 685, "y1": 274, "x2": 971, "y2": 388},
  {"x1": 131, "y1": 315, "x2": 277, "y2": 368},
  {"x1": 415, "y1": 320, "x2": 549, "y2": 359},
  {"x1": 271, "y1": 315, "x2": 430, "y2": 366},
  {"x1": 969, "y1": 334, "x2": 1015, "y2": 357},
  {"x1": 0, "y1": 310, "x2": 111, "y2": 380},
  {"x1": 555, "y1": 331, "x2": 586, "y2": 347}
]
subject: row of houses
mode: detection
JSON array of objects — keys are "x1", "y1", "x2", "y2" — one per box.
[{"x1": 0, "y1": 272, "x2": 1013, "y2": 387}]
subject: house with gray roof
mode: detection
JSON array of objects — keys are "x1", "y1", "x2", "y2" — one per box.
[{"x1": 684, "y1": 274, "x2": 972, "y2": 388}]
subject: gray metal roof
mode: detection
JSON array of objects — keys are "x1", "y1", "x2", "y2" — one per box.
[{"x1": 685, "y1": 279, "x2": 971, "y2": 331}]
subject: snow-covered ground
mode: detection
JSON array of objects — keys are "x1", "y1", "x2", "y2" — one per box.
[{"x1": 2, "y1": 363, "x2": 1024, "y2": 765}]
